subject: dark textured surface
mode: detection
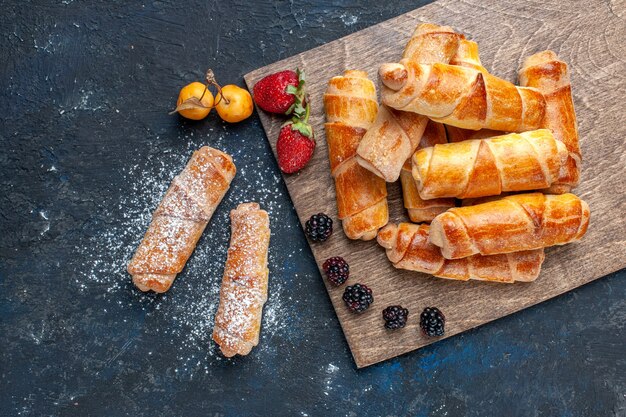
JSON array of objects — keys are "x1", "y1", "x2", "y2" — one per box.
[{"x1": 0, "y1": 1, "x2": 624, "y2": 416}]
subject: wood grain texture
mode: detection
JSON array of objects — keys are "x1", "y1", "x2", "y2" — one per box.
[{"x1": 245, "y1": 0, "x2": 626, "y2": 368}]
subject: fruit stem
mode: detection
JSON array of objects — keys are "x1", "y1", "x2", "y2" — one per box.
[
  {"x1": 206, "y1": 68, "x2": 229, "y2": 105},
  {"x1": 198, "y1": 85, "x2": 209, "y2": 102}
]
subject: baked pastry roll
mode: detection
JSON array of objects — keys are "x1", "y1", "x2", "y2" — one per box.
[
  {"x1": 444, "y1": 125, "x2": 503, "y2": 143},
  {"x1": 403, "y1": 22, "x2": 463, "y2": 64},
  {"x1": 213, "y1": 202, "x2": 270, "y2": 357},
  {"x1": 357, "y1": 105, "x2": 429, "y2": 182},
  {"x1": 449, "y1": 39, "x2": 487, "y2": 72},
  {"x1": 324, "y1": 70, "x2": 388, "y2": 240},
  {"x1": 429, "y1": 193, "x2": 590, "y2": 259},
  {"x1": 446, "y1": 38, "x2": 504, "y2": 141},
  {"x1": 378, "y1": 223, "x2": 545, "y2": 283},
  {"x1": 127, "y1": 146, "x2": 236, "y2": 293},
  {"x1": 519, "y1": 50, "x2": 580, "y2": 193},
  {"x1": 355, "y1": 23, "x2": 462, "y2": 182},
  {"x1": 379, "y1": 59, "x2": 546, "y2": 132},
  {"x1": 400, "y1": 120, "x2": 455, "y2": 222},
  {"x1": 412, "y1": 129, "x2": 568, "y2": 199}
]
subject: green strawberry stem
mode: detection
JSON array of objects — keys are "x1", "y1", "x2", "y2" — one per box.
[
  {"x1": 282, "y1": 102, "x2": 313, "y2": 138},
  {"x1": 285, "y1": 68, "x2": 307, "y2": 117},
  {"x1": 300, "y1": 101, "x2": 310, "y2": 124},
  {"x1": 281, "y1": 68, "x2": 312, "y2": 138}
]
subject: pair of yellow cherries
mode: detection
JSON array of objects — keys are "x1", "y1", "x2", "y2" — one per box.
[{"x1": 173, "y1": 70, "x2": 253, "y2": 123}]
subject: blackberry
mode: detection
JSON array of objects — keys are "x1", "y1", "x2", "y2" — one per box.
[
  {"x1": 342, "y1": 283, "x2": 373, "y2": 313},
  {"x1": 382, "y1": 305, "x2": 409, "y2": 330},
  {"x1": 322, "y1": 257, "x2": 349, "y2": 286},
  {"x1": 305, "y1": 213, "x2": 333, "y2": 242},
  {"x1": 420, "y1": 307, "x2": 445, "y2": 337}
]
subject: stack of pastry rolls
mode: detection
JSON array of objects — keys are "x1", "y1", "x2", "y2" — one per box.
[{"x1": 324, "y1": 23, "x2": 590, "y2": 283}]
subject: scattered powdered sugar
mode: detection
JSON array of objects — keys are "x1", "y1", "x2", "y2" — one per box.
[
  {"x1": 340, "y1": 13, "x2": 358, "y2": 26},
  {"x1": 323, "y1": 362, "x2": 341, "y2": 396},
  {"x1": 74, "y1": 133, "x2": 292, "y2": 373},
  {"x1": 76, "y1": 152, "x2": 178, "y2": 294}
]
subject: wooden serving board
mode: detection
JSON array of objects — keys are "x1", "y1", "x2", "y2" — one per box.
[{"x1": 245, "y1": 0, "x2": 626, "y2": 368}]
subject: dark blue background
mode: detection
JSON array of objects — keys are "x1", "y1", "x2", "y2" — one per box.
[{"x1": 1, "y1": 1, "x2": 624, "y2": 416}]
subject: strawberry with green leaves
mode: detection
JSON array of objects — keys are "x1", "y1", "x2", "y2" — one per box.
[
  {"x1": 276, "y1": 103, "x2": 315, "y2": 174},
  {"x1": 253, "y1": 69, "x2": 306, "y2": 116}
]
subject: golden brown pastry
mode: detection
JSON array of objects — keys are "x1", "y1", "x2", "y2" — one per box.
[
  {"x1": 379, "y1": 59, "x2": 546, "y2": 132},
  {"x1": 412, "y1": 129, "x2": 568, "y2": 199},
  {"x1": 324, "y1": 70, "x2": 388, "y2": 240},
  {"x1": 127, "y1": 147, "x2": 236, "y2": 293},
  {"x1": 378, "y1": 223, "x2": 545, "y2": 283},
  {"x1": 460, "y1": 193, "x2": 514, "y2": 206},
  {"x1": 400, "y1": 120, "x2": 455, "y2": 222},
  {"x1": 356, "y1": 106, "x2": 429, "y2": 182},
  {"x1": 446, "y1": 39, "x2": 504, "y2": 141},
  {"x1": 444, "y1": 125, "x2": 503, "y2": 143},
  {"x1": 519, "y1": 50, "x2": 580, "y2": 193},
  {"x1": 429, "y1": 193, "x2": 590, "y2": 259},
  {"x1": 355, "y1": 23, "x2": 462, "y2": 181},
  {"x1": 403, "y1": 22, "x2": 464, "y2": 64},
  {"x1": 449, "y1": 39, "x2": 487, "y2": 72},
  {"x1": 212, "y1": 202, "x2": 270, "y2": 357}
]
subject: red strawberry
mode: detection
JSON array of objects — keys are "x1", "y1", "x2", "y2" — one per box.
[
  {"x1": 253, "y1": 69, "x2": 306, "y2": 116},
  {"x1": 276, "y1": 106, "x2": 315, "y2": 174}
]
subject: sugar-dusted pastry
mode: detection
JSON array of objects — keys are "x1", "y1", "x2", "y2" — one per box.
[
  {"x1": 400, "y1": 120, "x2": 455, "y2": 222},
  {"x1": 324, "y1": 70, "x2": 388, "y2": 240},
  {"x1": 379, "y1": 59, "x2": 545, "y2": 132},
  {"x1": 519, "y1": 50, "x2": 580, "y2": 193},
  {"x1": 430, "y1": 193, "x2": 590, "y2": 259},
  {"x1": 127, "y1": 147, "x2": 236, "y2": 293},
  {"x1": 412, "y1": 129, "x2": 568, "y2": 199},
  {"x1": 212, "y1": 202, "x2": 270, "y2": 357},
  {"x1": 378, "y1": 223, "x2": 545, "y2": 283},
  {"x1": 356, "y1": 23, "x2": 462, "y2": 182}
]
